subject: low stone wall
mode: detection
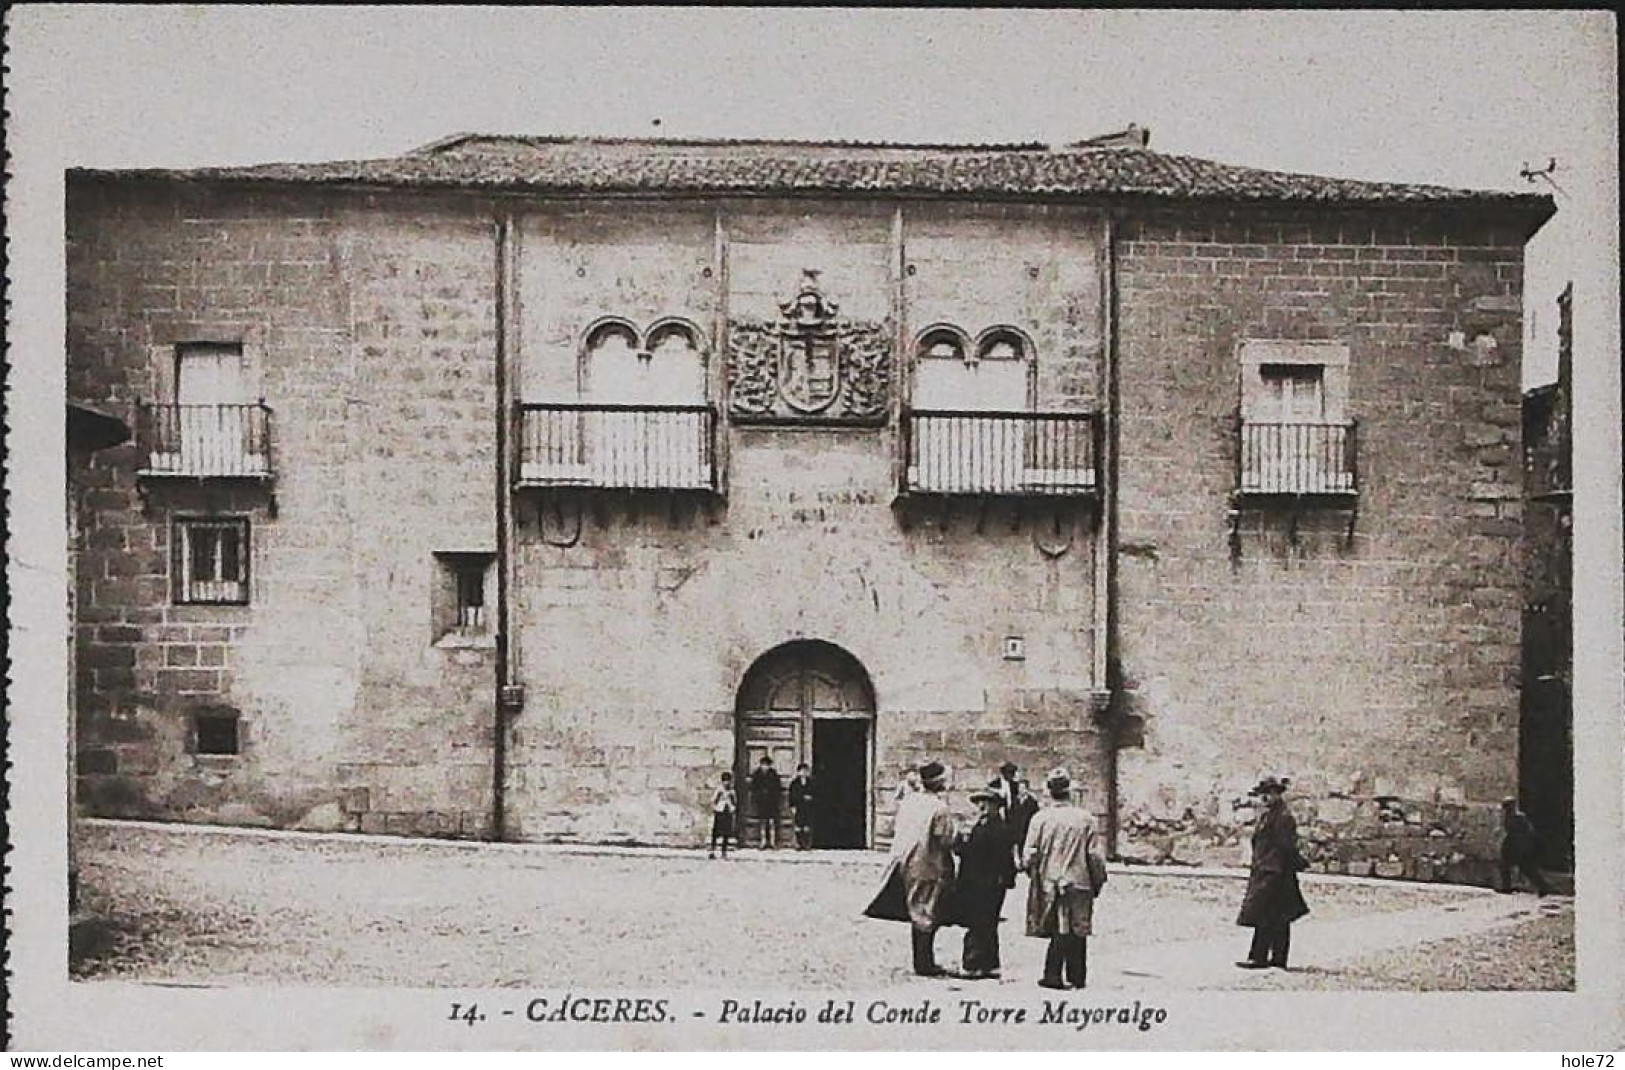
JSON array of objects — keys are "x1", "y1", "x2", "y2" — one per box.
[{"x1": 1119, "y1": 793, "x2": 1505, "y2": 887}]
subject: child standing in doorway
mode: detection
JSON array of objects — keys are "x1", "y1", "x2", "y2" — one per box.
[{"x1": 710, "y1": 771, "x2": 737, "y2": 859}]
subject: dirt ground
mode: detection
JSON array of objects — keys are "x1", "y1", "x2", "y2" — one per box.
[{"x1": 71, "y1": 821, "x2": 1574, "y2": 992}]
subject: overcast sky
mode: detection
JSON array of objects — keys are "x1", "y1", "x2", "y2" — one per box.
[{"x1": 8, "y1": 6, "x2": 1618, "y2": 383}]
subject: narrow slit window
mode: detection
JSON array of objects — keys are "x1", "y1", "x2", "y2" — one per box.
[
  {"x1": 435, "y1": 552, "x2": 495, "y2": 642},
  {"x1": 455, "y1": 560, "x2": 487, "y2": 631}
]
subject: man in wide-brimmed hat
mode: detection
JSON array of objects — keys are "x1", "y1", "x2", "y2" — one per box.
[
  {"x1": 1021, "y1": 767, "x2": 1106, "y2": 990},
  {"x1": 954, "y1": 782, "x2": 1017, "y2": 979},
  {"x1": 863, "y1": 759, "x2": 957, "y2": 976},
  {"x1": 1235, "y1": 775, "x2": 1310, "y2": 970}
]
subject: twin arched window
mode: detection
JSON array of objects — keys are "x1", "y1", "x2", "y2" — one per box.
[
  {"x1": 913, "y1": 325, "x2": 1033, "y2": 412},
  {"x1": 582, "y1": 317, "x2": 707, "y2": 404}
]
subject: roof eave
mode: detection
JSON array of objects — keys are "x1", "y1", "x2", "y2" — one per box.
[{"x1": 64, "y1": 168, "x2": 1558, "y2": 233}]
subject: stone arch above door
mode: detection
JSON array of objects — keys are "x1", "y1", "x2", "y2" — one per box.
[{"x1": 737, "y1": 639, "x2": 876, "y2": 719}]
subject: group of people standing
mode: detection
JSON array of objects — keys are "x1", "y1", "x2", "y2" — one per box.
[
  {"x1": 864, "y1": 760, "x2": 1107, "y2": 988},
  {"x1": 712, "y1": 750, "x2": 1328, "y2": 984},
  {"x1": 708, "y1": 755, "x2": 816, "y2": 858},
  {"x1": 866, "y1": 764, "x2": 1318, "y2": 985}
]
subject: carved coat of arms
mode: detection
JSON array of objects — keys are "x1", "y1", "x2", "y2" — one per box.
[{"x1": 727, "y1": 270, "x2": 892, "y2": 424}]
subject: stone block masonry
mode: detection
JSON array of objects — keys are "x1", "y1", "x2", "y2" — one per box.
[
  {"x1": 68, "y1": 181, "x2": 499, "y2": 836},
  {"x1": 67, "y1": 172, "x2": 1536, "y2": 883},
  {"x1": 1112, "y1": 208, "x2": 1528, "y2": 874}
]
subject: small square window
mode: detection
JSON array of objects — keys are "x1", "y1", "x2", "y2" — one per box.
[
  {"x1": 434, "y1": 552, "x2": 495, "y2": 643},
  {"x1": 194, "y1": 712, "x2": 240, "y2": 756},
  {"x1": 173, "y1": 518, "x2": 250, "y2": 604}
]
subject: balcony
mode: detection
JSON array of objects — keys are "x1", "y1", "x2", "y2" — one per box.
[
  {"x1": 1238, "y1": 421, "x2": 1358, "y2": 497},
  {"x1": 903, "y1": 410, "x2": 1101, "y2": 498},
  {"x1": 137, "y1": 403, "x2": 273, "y2": 479},
  {"x1": 517, "y1": 402, "x2": 717, "y2": 492}
]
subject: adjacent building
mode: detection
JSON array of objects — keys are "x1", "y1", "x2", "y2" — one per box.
[
  {"x1": 1521, "y1": 284, "x2": 1574, "y2": 869},
  {"x1": 68, "y1": 401, "x2": 132, "y2": 909},
  {"x1": 66, "y1": 129, "x2": 1555, "y2": 882}
]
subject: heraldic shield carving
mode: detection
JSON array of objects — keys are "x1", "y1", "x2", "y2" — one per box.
[{"x1": 727, "y1": 270, "x2": 892, "y2": 425}]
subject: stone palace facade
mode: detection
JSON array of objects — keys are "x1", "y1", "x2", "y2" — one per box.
[{"x1": 66, "y1": 129, "x2": 1555, "y2": 882}]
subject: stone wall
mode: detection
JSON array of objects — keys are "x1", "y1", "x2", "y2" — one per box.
[
  {"x1": 505, "y1": 201, "x2": 1108, "y2": 845},
  {"x1": 67, "y1": 181, "x2": 499, "y2": 837},
  {"x1": 66, "y1": 179, "x2": 1534, "y2": 878},
  {"x1": 1111, "y1": 207, "x2": 1528, "y2": 874}
]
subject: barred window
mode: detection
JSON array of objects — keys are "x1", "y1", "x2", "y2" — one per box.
[
  {"x1": 1258, "y1": 363, "x2": 1327, "y2": 423},
  {"x1": 173, "y1": 518, "x2": 250, "y2": 605}
]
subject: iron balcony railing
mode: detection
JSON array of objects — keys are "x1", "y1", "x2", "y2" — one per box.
[
  {"x1": 1238, "y1": 420, "x2": 1358, "y2": 495},
  {"x1": 903, "y1": 409, "x2": 1102, "y2": 497},
  {"x1": 517, "y1": 402, "x2": 717, "y2": 491},
  {"x1": 138, "y1": 403, "x2": 273, "y2": 478}
]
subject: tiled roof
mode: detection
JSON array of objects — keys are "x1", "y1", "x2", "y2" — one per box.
[{"x1": 71, "y1": 133, "x2": 1555, "y2": 216}]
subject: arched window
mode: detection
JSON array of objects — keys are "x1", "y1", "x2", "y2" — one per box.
[
  {"x1": 976, "y1": 329, "x2": 1026, "y2": 365},
  {"x1": 569, "y1": 317, "x2": 711, "y2": 489},
  {"x1": 910, "y1": 326, "x2": 1036, "y2": 492},
  {"x1": 581, "y1": 318, "x2": 643, "y2": 402},
  {"x1": 912, "y1": 326, "x2": 972, "y2": 411},
  {"x1": 643, "y1": 319, "x2": 708, "y2": 405},
  {"x1": 913, "y1": 325, "x2": 1031, "y2": 411},
  {"x1": 917, "y1": 326, "x2": 969, "y2": 365}
]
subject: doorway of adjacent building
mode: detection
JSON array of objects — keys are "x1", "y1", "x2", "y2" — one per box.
[{"x1": 735, "y1": 640, "x2": 875, "y2": 850}]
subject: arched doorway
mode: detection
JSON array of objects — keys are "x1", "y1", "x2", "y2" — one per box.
[{"x1": 736, "y1": 640, "x2": 875, "y2": 849}]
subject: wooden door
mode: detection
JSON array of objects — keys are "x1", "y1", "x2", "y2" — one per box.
[{"x1": 737, "y1": 642, "x2": 875, "y2": 848}]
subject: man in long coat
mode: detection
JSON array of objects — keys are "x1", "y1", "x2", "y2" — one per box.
[
  {"x1": 747, "y1": 754, "x2": 783, "y2": 849},
  {"x1": 1022, "y1": 767, "x2": 1105, "y2": 990},
  {"x1": 1235, "y1": 775, "x2": 1310, "y2": 969},
  {"x1": 1008, "y1": 776, "x2": 1041, "y2": 855},
  {"x1": 863, "y1": 759, "x2": 957, "y2": 977},
  {"x1": 788, "y1": 763, "x2": 816, "y2": 851},
  {"x1": 955, "y1": 784, "x2": 1016, "y2": 979},
  {"x1": 1497, "y1": 797, "x2": 1550, "y2": 896}
]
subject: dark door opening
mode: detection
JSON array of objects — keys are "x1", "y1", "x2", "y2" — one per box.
[
  {"x1": 812, "y1": 718, "x2": 868, "y2": 849},
  {"x1": 1519, "y1": 675, "x2": 1574, "y2": 871}
]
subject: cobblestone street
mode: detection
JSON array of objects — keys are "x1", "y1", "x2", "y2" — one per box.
[{"x1": 71, "y1": 820, "x2": 1574, "y2": 992}]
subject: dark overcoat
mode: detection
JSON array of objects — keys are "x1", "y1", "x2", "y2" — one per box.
[
  {"x1": 952, "y1": 812, "x2": 1016, "y2": 929},
  {"x1": 1008, "y1": 794, "x2": 1040, "y2": 850},
  {"x1": 749, "y1": 765, "x2": 783, "y2": 818},
  {"x1": 788, "y1": 775, "x2": 815, "y2": 821},
  {"x1": 1236, "y1": 803, "x2": 1310, "y2": 928},
  {"x1": 1501, "y1": 810, "x2": 1541, "y2": 861}
]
